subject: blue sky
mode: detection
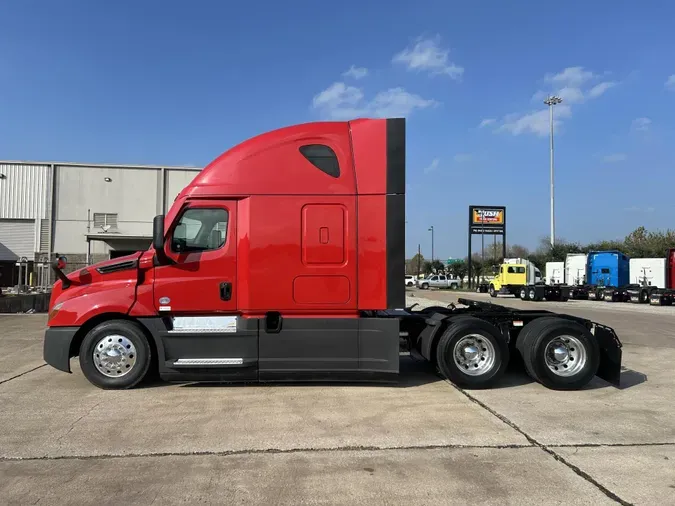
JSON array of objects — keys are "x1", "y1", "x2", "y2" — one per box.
[{"x1": 1, "y1": 1, "x2": 674, "y2": 259}]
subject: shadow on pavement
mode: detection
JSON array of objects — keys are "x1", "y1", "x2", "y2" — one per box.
[
  {"x1": 141, "y1": 356, "x2": 443, "y2": 390},
  {"x1": 617, "y1": 367, "x2": 648, "y2": 390}
]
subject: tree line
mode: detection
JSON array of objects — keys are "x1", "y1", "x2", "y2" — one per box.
[{"x1": 405, "y1": 226, "x2": 675, "y2": 284}]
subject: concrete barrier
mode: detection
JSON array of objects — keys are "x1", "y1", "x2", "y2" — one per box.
[{"x1": 0, "y1": 292, "x2": 51, "y2": 313}]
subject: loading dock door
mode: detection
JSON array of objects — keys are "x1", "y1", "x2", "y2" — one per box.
[{"x1": 0, "y1": 219, "x2": 35, "y2": 261}]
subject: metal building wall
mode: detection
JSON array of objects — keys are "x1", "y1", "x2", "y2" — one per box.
[
  {"x1": 0, "y1": 163, "x2": 51, "y2": 260},
  {"x1": 52, "y1": 164, "x2": 201, "y2": 259},
  {"x1": 1, "y1": 161, "x2": 201, "y2": 266}
]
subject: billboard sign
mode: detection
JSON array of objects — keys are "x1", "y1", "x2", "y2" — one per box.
[{"x1": 469, "y1": 205, "x2": 506, "y2": 235}]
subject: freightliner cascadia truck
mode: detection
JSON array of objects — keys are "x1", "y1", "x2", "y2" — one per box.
[{"x1": 43, "y1": 118, "x2": 622, "y2": 391}]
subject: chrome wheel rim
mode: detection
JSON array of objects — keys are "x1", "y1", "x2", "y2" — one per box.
[
  {"x1": 453, "y1": 334, "x2": 496, "y2": 376},
  {"x1": 93, "y1": 334, "x2": 137, "y2": 378},
  {"x1": 529, "y1": 289, "x2": 535, "y2": 299},
  {"x1": 544, "y1": 335, "x2": 586, "y2": 377}
]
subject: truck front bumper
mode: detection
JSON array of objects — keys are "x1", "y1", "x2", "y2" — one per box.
[{"x1": 43, "y1": 327, "x2": 79, "y2": 373}]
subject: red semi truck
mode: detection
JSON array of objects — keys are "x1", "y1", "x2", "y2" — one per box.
[{"x1": 43, "y1": 118, "x2": 622, "y2": 391}]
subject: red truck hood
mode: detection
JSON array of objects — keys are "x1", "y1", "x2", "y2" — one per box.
[
  {"x1": 66, "y1": 252, "x2": 143, "y2": 285},
  {"x1": 48, "y1": 252, "x2": 144, "y2": 317}
]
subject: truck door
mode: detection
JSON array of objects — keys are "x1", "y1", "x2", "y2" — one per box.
[
  {"x1": 438, "y1": 274, "x2": 447, "y2": 287},
  {"x1": 154, "y1": 200, "x2": 237, "y2": 313},
  {"x1": 151, "y1": 200, "x2": 257, "y2": 380}
]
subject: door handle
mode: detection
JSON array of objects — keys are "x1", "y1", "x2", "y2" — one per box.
[{"x1": 220, "y1": 282, "x2": 232, "y2": 301}]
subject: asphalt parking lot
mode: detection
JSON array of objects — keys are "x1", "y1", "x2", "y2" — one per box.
[{"x1": 1, "y1": 295, "x2": 674, "y2": 505}]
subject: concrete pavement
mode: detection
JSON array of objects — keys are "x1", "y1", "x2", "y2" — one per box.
[{"x1": 1, "y1": 302, "x2": 673, "y2": 505}]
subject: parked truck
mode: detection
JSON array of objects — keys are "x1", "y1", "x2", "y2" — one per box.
[
  {"x1": 545, "y1": 261, "x2": 564, "y2": 285},
  {"x1": 585, "y1": 250, "x2": 640, "y2": 303},
  {"x1": 649, "y1": 248, "x2": 675, "y2": 306},
  {"x1": 625, "y1": 258, "x2": 665, "y2": 304},
  {"x1": 488, "y1": 260, "x2": 569, "y2": 301},
  {"x1": 418, "y1": 274, "x2": 460, "y2": 290},
  {"x1": 43, "y1": 118, "x2": 622, "y2": 391},
  {"x1": 564, "y1": 253, "x2": 589, "y2": 299}
]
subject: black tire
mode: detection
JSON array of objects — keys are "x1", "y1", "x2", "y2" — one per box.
[
  {"x1": 528, "y1": 287, "x2": 539, "y2": 301},
  {"x1": 450, "y1": 283, "x2": 458, "y2": 290},
  {"x1": 421, "y1": 283, "x2": 429, "y2": 290},
  {"x1": 79, "y1": 319, "x2": 152, "y2": 390},
  {"x1": 516, "y1": 317, "x2": 599, "y2": 390},
  {"x1": 640, "y1": 289, "x2": 649, "y2": 304},
  {"x1": 597, "y1": 288, "x2": 605, "y2": 301},
  {"x1": 520, "y1": 287, "x2": 529, "y2": 300},
  {"x1": 435, "y1": 317, "x2": 509, "y2": 388},
  {"x1": 488, "y1": 284, "x2": 497, "y2": 298}
]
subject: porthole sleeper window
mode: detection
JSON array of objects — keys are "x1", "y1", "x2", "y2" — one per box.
[{"x1": 299, "y1": 145, "x2": 340, "y2": 178}]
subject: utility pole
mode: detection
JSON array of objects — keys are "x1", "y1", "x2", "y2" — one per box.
[
  {"x1": 417, "y1": 243, "x2": 421, "y2": 278},
  {"x1": 544, "y1": 95, "x2": 562, "y2": 247},
  {"x1": 430, "y1": 227, "x2": 435, "y2": 263}
]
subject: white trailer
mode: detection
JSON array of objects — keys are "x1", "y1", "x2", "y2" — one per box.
[
  {"x1": 565, "y1": 254, "x2": 588, "y2": 286},
  {"x1": 629, "y1": 258, "x2": 666, "y2": 288},
  {"x1": 545, "y1": 261, "x2": 564, "y2": 285}
]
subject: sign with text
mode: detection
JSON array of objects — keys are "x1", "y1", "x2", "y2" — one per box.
[{"x1": 469, "y1": 206, "x2": 506, "y2": 235}]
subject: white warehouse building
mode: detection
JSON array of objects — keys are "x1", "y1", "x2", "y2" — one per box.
[{"x1": 0, "y1": 161, "x2": 201, "y2": 287}]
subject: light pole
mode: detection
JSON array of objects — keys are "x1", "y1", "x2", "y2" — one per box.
[
  {"x1": 428, "y1": 226, "x2": 434, "y2": 263},
  {"x1": 544, "y1": 95, "x2": 562, "y2": 247}
]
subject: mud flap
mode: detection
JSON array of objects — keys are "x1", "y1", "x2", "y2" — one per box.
[{"x1": 593, "y1": 323, "x2": 622, "y2": 386}]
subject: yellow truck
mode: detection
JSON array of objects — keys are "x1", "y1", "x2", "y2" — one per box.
[{"x1": 489, "y1": 261, "x2": 570, "y2": 302}]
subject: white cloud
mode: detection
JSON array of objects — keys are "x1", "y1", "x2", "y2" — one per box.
[
  {"x1": 498, "y1": 104, "x2": 572, "y2": 137},
  {"x1": 392, "y1": 36, "x2": 464, "y2": 79},
  {"x1": 312, "y1": 82, "x2": 437, "y2": 120},
  {"x1": 666, "y1": 75, "x2": 675, "y2": 91},
  {"x1": 602, "y1": 153, "x2": 627, "y2": 163},
  {"x1": 313, "y1": 82, "x2": 363, "y2": 109},
  {"x1": 556, "y1": 86, "x2": 586, "y2": 104},
  {"x1": 631, "y1": 117, "x2": 651, "y2": 132},
  {"x1": 545, "y1": 66, "x2": 595, "y2": 86},
  {"x1": 342, "y1": 65, "x2": 368, "y2": 80},
  {"x1": 423, "y1": 158, "x2": 440, "y2": 174},
  {"x1": 453, "y1": 153, "x2": 472, "y2": 163},
  {"x1": 588, "y1": 81, "x2": 616, "y2": 98},
  {"x1": 478, "y1": 118, "x2": 496, "y2": 128},
  {"x1": 369, "y1": 87, "x2": 437, "y2": 117},
  {"x1": 492, "y1": 66, "x2": 617, "y2": 137}
]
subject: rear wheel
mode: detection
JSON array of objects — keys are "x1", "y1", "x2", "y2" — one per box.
[
  {"x1": 435, "y1": 317, "x2": 508, "y2": 388},
  {"x1": 79, "y1": 319, "x2": 152, "y2": 390},
  {"x1": 516, "y1": 317, "x2": 599, "y2": 390},
  {"x1": 640, "y1": 289, "x2": 649, "y2": 304},
  {"x1": 528, "y1": 287, "x2": 540, "y2": 301},
  {"x1": 520, "y1": 287, "x2": 528, "y2": 300},
  {"x1": 597, "y1": 288, "x2": 605, "y2": 301}
]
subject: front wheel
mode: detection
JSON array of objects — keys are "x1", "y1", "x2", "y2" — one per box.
[
  {"x1": 436, "y1": 317, "x2": 509, "y2": 388},
  {"x1": 79, "y1": 319, "x2": 152, "y2": 390},
  {"x1": 421, "y1": 283, "x2": 429, "y2": 290},
  {"x1": 488, "y1": 284, "x2": 497, "y2": 298}
]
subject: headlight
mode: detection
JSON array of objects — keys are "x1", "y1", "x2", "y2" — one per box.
[{"x1": 48, "y1": 302, "x2": 64, "y2": 320}]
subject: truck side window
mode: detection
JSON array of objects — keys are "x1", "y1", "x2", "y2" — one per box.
[
  {"x1": 439, "y1": 275, "x2": 446, "y2": 281},
  {"x1": 516, "y1": 267, "x2": 525, "y2": 274},
  {"x1": 507, "y1": 267, "x2": 515, "y2": 273},
  {"x1": 299, "y1": 145, "x2": 340, "y2": 178},
  {"x1": 171, "y1": 208, "x2": 228, "y2": 253}
]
